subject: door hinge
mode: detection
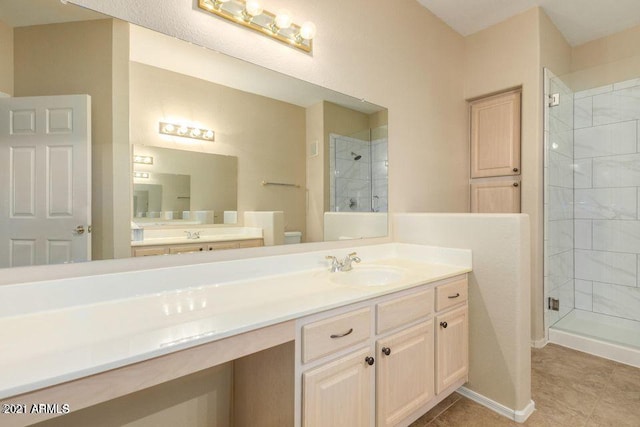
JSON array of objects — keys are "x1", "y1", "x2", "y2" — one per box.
[
  {"x1": 548, "y1": 93, "x2": 560, "y2": 107},
  {"x1": 548, "y1": 297, "x2": 560, "y2": 311}
]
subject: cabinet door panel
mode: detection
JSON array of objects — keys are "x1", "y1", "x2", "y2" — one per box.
[
  {"x1": 376, "y1": 321, "x2": 434, "y2": 427},
  {"x1": 436, "y1": 306, "x2": 468, "y2": 394},
  {"x1": 470, "y1": 179, "x2": 520, "y2": 213},
  {"x1": 470, "y1": 90, "x2": 521, "y2": 178},
  {"x1": 303, "y1": 347, "x2": 373, "y2": 427}
]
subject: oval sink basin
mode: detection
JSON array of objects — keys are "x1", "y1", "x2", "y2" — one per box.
[{"x1": 330, "y1": 266, "x2": 406, "y2": 287}]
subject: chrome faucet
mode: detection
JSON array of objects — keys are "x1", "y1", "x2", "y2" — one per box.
[
  {"x1": 325, "y1": 252, "x2": 361, "y2": 272},
  {"x1": 341, "y1": 252, "x2": 361, "y2": 271},
  {"x1": 185, "y1": 230, "x2": 201, "y2": 239}
]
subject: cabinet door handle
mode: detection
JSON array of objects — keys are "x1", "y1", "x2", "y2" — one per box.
[
  {"x1": 365, "y1": 356, "x2": 375, "y2": 366},
  {"x1": 440, "y1": 321, "x2": 448, "y2": 328},
  {"x1": 513, "y1": 182, "x2": 519, "y2": 187},
  {"x1": 448, "y1": 293, "x2": 460, "y2": 299},
  {"x1": 330, "y1": 328, "x2": 353, "y2": 339},
  {"x1": 381, "y1": 347, "x2": 391, "y2": 356},
  {"x1": 513, "y1": 167, "x2": 519, "y2": 172}
]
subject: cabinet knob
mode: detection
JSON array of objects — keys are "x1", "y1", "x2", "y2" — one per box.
[
  {"x1": 365, "y1": 356, "x2": 375, "y2": 366},
  {"x1": 513, "y1": 182, "x2": 519, "y2": 187},
  {"x1": 440, "y1": 321, "x2": 448, "y2": 329},
  {"x1": 381, "y1": 347, "x2": 391, "y2": 356},
  {"x1": 513, "y1": 167, "x2": 519, "y2": 172}
]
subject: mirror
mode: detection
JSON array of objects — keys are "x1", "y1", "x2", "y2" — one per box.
[
  {"x1": 132, "y1": 145, "x2": 238, "y2": 225},
  {"x1": 0, "y1": 0, "x2": 388, "y2": 268}
]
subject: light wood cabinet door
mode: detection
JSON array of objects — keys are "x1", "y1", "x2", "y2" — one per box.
[
  {"x1": 303, "y1": 347, "x2": 374, "y2": 427},
  {"x1": 376, "y1": 321, "x2": 434, "y2": 427},
  {"x1": 131, "y1": 246, "x2": 168, "y2": 257},
  {"x1": 470, "y1": 90, "x2": 521, "y2": 178},
  {"x1": 168, "y1": 244, "x2": 206, "y2": 254},
  {"x1": 470, "y1": 179, "x2": 521, "y2": 213},
  {"x1": 436, "y1": 306, "x2": 468, "y2": 394}
]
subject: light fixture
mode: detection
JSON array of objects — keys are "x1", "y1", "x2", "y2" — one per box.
[
  {"x1": 133, "y1": 172, "x2": 150, "y2": 179},
  {"x1": 159, "y1": 122, "x2": 215, "y2": 142},
  {"x1": 133, "y1": 155, "x2": 154, "y2": 165},
  {"x1": 198, "y1": 0, "x2": 316, "y2": 53}
]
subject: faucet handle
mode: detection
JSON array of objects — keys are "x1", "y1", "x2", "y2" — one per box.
[
  {"x1": 347, "y1": 252, "x2": 361, "y2": 263},
  {"x1": 325, "y1": 255, "x2": 341, "y2": 272}
]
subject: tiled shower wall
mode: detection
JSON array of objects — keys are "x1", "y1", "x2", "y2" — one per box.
[
  {"x1": 329, "y1": 133, "x2": 388, "y2": 213},
  {"x1": 573, "y1": 78, "x2": 640, "y2": 322},
  {"x1": 544, "y1": 70, "x2": 575, "y2": 332}
]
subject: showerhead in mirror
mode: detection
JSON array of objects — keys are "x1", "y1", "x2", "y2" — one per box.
[{"x1": 351, "y1": 152, "x2": 362, "y2": 161}]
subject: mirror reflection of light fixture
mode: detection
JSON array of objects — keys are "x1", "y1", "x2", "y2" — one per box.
[
  {"x1": 198, "y1": 0, "x2": 315, "y2": 53},
  {"x1": 133, "y1": 155, "x2": 154, "y2": 165},
  {"x1": 133, "y1": 172, "x2": 150, "y2": 179},
  {"x1": 159, "y1": 122, "x2": 215, "y2": 142}
]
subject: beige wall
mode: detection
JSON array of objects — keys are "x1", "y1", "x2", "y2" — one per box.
[
  {"x1": 13, "y1": 19, "x2": 130, "y2": 261},
  {"x1": 305, "y1": 101, "x2": 388, "y2": 241},
  {"x1": 464, "y1": 7, "x2": 545, "y2": 342},
  {"x1": 130, "y1": 62, "x2": 307, "y2": 236},
  {"x1": 305, "y1": 103, "x2": 324, "y2": 242},
  {"x1": 73, "y1": 0, "x2": 470, "y2": 218},
  {"x1": 0, "y1": 19, "x2": 13, "y2": 96},
  {"x1": 133, "y1": 146, "x2": 237, "y2": 218},
  {"x1": 570, "y1": 24, "x2": 640, "y2": 90},
  {"x1": 36, "y1": 363, "x2": 233, "y2": 427}
]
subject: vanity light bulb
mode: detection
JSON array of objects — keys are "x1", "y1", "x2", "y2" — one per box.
[
  {"x1": 178, "y1": 126, "x2": 188, "y2": 135},
  {"x1": 191, "y1": 128, "x2": 202, "y2": 138},
  {"x1": 275, "y1": 9, "x2": 293, "y2": 29},
  {"x1": 164, "y1": 124, "x2": 175, "y2": 133},
  {"x1": 299, "y1": 21, "x2": 317, "y2": 40},
  {"x1": 245, "y1": 0, "x2": 263, "y2": 17},
  {"x1": 143, "y1": 157, "x2": 152, "y2": 164},
  {"x1": 204, "y1": 130, "x2": 214, "y2": 139}
]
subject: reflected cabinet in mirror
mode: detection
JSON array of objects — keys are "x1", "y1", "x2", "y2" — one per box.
[{"x1": 0, "y1": 0, "x2": 388, "y2": 268}]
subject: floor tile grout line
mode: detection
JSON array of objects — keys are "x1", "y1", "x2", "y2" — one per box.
[{"x1": 425, "y1": 395, "x2": 462, "y2": 426}]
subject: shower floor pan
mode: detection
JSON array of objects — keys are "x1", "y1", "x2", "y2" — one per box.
[{"x1": 549, "y1": 309, "x2": 640, "y2": 368}]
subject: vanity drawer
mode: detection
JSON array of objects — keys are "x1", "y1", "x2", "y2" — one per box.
[
  {"x1": 302, "y1": 308, "x2": 371, "y2": 363},
  {"x1": 376, "y1": 289, "x2": 434, "y2": 334},
  {"x1": 435, "y1": 276, "x2": 468, "y2": 311}
]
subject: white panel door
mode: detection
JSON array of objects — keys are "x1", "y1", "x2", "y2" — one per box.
[{"x1": 0, "y1": 95, "x2": 91, "y2": 268}]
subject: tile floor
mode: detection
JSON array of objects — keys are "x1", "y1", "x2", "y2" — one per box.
[{"x1": 410, "y1": 344, "x2": 640, "y2": 426}]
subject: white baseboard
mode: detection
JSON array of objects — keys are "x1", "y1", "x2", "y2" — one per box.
[
  {"x1": 457, "y1": 387, "x2": 535, "y2": 423},
  {"x1": 531, "y1": 338, "x2": 547, "y2": 348}
]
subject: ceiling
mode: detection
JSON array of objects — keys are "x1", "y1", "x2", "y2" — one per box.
[{"x1": 416, "y1": 0, "x2": 640, "y2": 46}]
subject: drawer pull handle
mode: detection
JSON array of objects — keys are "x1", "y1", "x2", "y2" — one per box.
[
  {"x1": 382, "y1": 347, "x2": 391, "y2": 356},
  {"x1": 448, "y1": 293, "x2": 460, "y2": 299},
  {"x1": 365, "y1": 356, "x2": 375, "y2": 366},
  {"x1": 330, "y1": 328, "x2": 353, "y2": 339},
  {"x1": 440, "y1": 321, "x2": 448, "y2": 328}
]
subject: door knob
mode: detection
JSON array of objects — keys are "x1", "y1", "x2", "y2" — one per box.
[
  {"x1": 440, "y1": 321, "x2": 448, "y2": 328},
  {"x1": 74, "y1": 225, "x2": 85, "y2": 235},
  {"x1": 365, "y1": 356, "x2": 375, "y2": 366},
  {"x1": 382, "y1": 347, "x2": 391, "y2": 356}
]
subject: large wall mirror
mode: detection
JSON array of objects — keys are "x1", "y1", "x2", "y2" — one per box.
[{"x1": 0, "y1": 0, "x2": 388, "y2": 268}]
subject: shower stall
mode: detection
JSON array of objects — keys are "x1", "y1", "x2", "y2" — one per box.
[
  {"x1": 544, "y1": 66, "x2": 640, "y2": 366},
  {"x1": 329, "y1": 126, "x2": 388, "y2": 213}
]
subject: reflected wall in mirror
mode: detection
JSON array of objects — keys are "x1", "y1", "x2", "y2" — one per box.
[
  {"x1": 0, "y1": 0, "x2": 388, "y2": 269},
  {"x1": 132, "y1": 145, "x2": 238, "y2": 225}
]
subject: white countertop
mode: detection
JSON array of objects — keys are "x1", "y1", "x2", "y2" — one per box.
[
  {"x1": 0, "y1": 243, "x2": 471, "y2": 399},
  {"x1": 131, "y1": 226, "x2": 263, "y2": 247}
]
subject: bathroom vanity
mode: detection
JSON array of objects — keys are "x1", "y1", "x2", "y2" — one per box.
[
  {"x1": 0, "y1": 243, "x2": 470, "y2": 426},
  {"x1": 130, "y1": 226, "x2": 265, "y2": 256}
]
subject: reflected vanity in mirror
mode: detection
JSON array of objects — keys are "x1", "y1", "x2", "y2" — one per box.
[{"x1": 0, "y1": 0, "x2": 388, "y2": 268}]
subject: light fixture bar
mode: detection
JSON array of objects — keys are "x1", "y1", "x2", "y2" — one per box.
[
  {"x1": 133, "y1": 155, "x2": 154, "y2": 165},
  {"x1": 133, "y1": 172, "x2": 150, "y2": 179},
  {"x1": 198, "y1": 0, "x2": 315, "y2": 53},
  {"x1": 159, "y1": 122, "x2": 215, "y2": 142}
]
